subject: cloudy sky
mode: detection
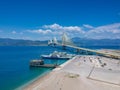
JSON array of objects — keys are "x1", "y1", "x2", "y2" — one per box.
[{"x1": 0, "y1": 0, "x2": 120, "y2": 40}]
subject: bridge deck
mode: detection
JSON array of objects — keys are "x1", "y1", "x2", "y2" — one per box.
[{"x1": 58, "y1": 43, "x2": 120, "y2": 59}]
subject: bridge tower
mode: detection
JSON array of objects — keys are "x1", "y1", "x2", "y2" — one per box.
[
  {"x1": 61, "y1": 32, "x2": 75, "y2": 50},
  {"x1": 62, "y1": 33, "x2": 67, "y2": 50}
]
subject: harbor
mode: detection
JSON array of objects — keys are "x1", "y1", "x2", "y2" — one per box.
[
  {"x1": 29, "y1": 51, "x2": 75, "y2": 68},
  {"x1": 1, "y1": 0, "x2": 120, "y2": 90},
  {"x1": 23, "y1": 33, "x2": 120, "y2": 90},
  {"x1": 23, "y1": 54, "x2": 120, "y2": 90}
]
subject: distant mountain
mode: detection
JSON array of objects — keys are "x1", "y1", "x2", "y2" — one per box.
[
  {"x1": 72, "y1": 37, "x2": 120, "y2": 46},
  {"x1": 0, "y1": 37, "x2": 120, "y2": 46},
  {"x1": 0, "y1": 38, "x2": 47, "y2": 46}
]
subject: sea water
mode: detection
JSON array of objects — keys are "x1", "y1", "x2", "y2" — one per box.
[
  {"x1": 0, "y1": 46, "x2": 119, "y2": 90},
  {"x1": 0, "y1": 46, "x2": 69, "y2": 90}
]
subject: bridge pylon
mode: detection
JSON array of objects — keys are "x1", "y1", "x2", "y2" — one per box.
[{"x1": 61, "y1": 33, "x2": 68, "y2": 50}]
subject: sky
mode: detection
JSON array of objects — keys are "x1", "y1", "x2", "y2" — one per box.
[{"x1": 0, "y1": 0, "x2": 120, "y2": 40}]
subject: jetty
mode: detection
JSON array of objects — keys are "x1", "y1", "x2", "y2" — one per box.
[
  {"x1": 30, "y1": 64, "x2": 57, "y2": 68},
  {"x1": 30, "y1": 60, "x2": 58, "y2": 68}
]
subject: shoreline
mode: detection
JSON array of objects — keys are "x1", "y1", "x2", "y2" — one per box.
[
  {"x1": 1, "y1": 47, "x2": 120, "y2": 90},
  {"x1": 15, "y1": 69, "x2": 52, "y2": 90},
  {"x1": 16, "y1": 57, "x2": 76, "y2": 90},
  {"x1": 22, "y1": 56, "x2": 76, "y2": 90}
]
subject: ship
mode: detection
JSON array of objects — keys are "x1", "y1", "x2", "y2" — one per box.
[{"x1": 41, "y1": 51, "x2": 75, "y2": 59}]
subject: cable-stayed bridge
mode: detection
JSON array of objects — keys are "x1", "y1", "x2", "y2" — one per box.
[{"x1": 50, "y1": 33, "x2": 120, "y2": 59}]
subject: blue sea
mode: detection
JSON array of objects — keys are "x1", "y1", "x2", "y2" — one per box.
[{"x1": 0, "y1": 46, "x2": 119, "y2": 90}]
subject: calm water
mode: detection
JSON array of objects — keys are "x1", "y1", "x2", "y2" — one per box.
[
  {"x1": 0, "y1": 46, "x2": 70, "y2": 90},
  {"x1": 0, "y1": 46, "x2": 119, "y2": 90}
]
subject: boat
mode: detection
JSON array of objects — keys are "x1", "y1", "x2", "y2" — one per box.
[
  {"x1": 41, "y1": 51, "x2": 75, "y2": 59},
  {"x1": 30, "y1": 60, "x2": 57, "y2": 68}
]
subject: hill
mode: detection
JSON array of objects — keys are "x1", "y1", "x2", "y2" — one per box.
[
  {"x1": 0, "y1": 37, "x2": 120, "y2": 46},
  {"x1": 0, "y1": 38, "x2": 47, "y2": 46},
  {"x1": 72, "y1": 37, "x2": 120, "y2": 46}
]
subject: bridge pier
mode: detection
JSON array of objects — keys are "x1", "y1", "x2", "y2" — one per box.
[
  {"x1": 76, "y1": 49, "x2": 80, "y2": 53},
  {"x1": 85, "y1": 51, "x2": 88, "y2": 55},
  {"x1": 62, "y1": 45, "x2": 66, "y2": 50}
]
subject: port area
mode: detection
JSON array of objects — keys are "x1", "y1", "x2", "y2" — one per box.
[{"x1": 24, "y1": 55, "x2": 120, "y2": 90}]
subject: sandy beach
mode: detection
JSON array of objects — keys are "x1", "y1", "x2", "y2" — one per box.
[{"x1": 23, "y1": 55, "x2": 120, "y2": 90}]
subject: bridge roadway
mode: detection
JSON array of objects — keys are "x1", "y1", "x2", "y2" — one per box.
[{"x1": 57, "y1": 43, "x2": 120, "y2": 59}]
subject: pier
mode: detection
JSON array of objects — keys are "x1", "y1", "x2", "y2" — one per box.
[
  {"x1": 30, "y1": 60, "x2": 58, "y2": 68},
  {"x1": 30, "y1": 64, "x2": 57, "y2": 68}
]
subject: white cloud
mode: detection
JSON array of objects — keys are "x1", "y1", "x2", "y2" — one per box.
[
  {"x1": 43, "y1": 23, "x2": 85, "y2": 34},
  {"x1": 12, "y1": 31, "x2": 17, "y2": 34},
  {"x1": 27, "y1": 29, "x2": 52, "y2": 34},
  {"x1": 27, "y1": 24, "x2": 85, "y2": 39},
  {"x1": 85, "y1": 23, "x2": 120, "y2": 39},
  {"x1": 20, "y1": 32, "x2": 23, "y2": 35},
  {"x1": 63, "y1": 26, "x2": 84, "y2": 33},
  {"x1": 88, "y1": 23, "x2": 120, "y2": 34},
  {"x1": 43, "y1": 23, "x2": 62, "y2": 30},
  {"x1": 26, "y1": 23, "x2": 120, "y2": 40},
  {"x1": 83, "y1": 24, "x2": 94, "y2": 29}
]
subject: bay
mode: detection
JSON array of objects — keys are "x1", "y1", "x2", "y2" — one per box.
[
  {"x1": 0, "y1": 45, "x2": 119, "y2": 90},
  {"x1": 0, "y1": 46, "x2": 68, "y2": 90}
]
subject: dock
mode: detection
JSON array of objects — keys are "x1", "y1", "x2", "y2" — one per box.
[
  {"x1": 30, "y1": 60, "x2": 58, "y2": 68},
  {"x1": 30, "y1": 64, "x2": 58, "y2": 68}
]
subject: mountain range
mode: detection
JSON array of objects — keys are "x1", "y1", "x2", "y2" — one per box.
[
  {"x1": 72, "y1": 37, "x2": 120, "y2": 46},
  {"x1": 0, "y1": 37, "x2": 120, "y2": 46},
  {"x1": 0, "y1": 38, "x2": 47, "y2": 46}
]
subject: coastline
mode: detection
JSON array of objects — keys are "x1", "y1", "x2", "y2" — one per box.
[
  {"x1": 1, "y1": 46, "x2": 120, "y2": 90},
  {"x1": 22, "y1": 56, "x2": 76, "y2": 90},
  {"x1": 23, "y1": 53, "x2": 120, "y2": 90},
  {"x1": 15, "y1": 69, "x2": 52, "y2": 90},
  {"x1": 16, "y1": 55, "x2": 75, "y2": 90}
]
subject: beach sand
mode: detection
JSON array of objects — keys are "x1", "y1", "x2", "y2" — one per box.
[{"x1": 23, "y1": 55, "x2": 120, "y2": 90}]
